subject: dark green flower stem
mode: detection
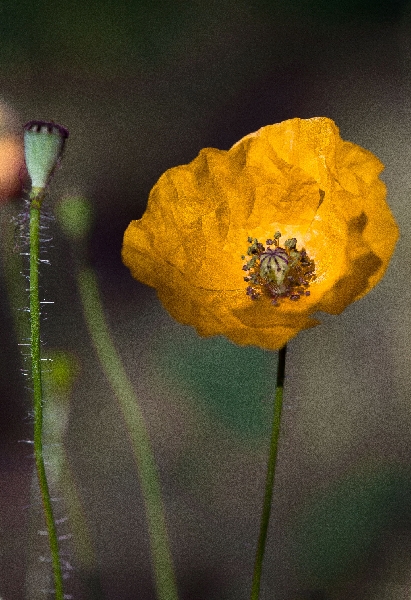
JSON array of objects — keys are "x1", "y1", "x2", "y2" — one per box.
[
  {"x1": 30, "y1": 191, "x2": 64, "y2": 600},
  {"x1": 77, "y1": 265, "x2": 178, "y2": 600},
  {"x1": 250, "y1": 344, "x2": 287, "y2": 600}
]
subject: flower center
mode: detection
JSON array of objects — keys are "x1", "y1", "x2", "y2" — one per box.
[{"x1": 241, "y1": 232, "x2": 316, "y2": 305}]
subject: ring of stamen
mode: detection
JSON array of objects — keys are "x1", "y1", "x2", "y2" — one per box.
[{"x1": 241, "y1": 232, "x2": 316, "y2": 305}]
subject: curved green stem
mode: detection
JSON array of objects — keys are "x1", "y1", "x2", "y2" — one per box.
[
  {"x1": 30, "y1": 193, "x2": 64, "y2": 600},
  {"x1": 77, "y1": 266, "x2": 178, "y2": 600},
  {"x1": 250, "y1": 344, "x2": 287, "y2": 600}
]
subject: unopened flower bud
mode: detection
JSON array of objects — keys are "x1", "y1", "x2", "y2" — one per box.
[{"x1": 23, "y1": 120, "x2": 68, "y2": 191}]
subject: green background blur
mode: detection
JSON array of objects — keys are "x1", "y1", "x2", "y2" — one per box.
[{"x1": 1, "y1": 0, "x2": 411, "y2": 598}]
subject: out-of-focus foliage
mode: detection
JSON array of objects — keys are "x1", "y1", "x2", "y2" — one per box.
[
  {"x1": 258, "y1": 0, "x2": 409, "y2": 22},
  {"x1": 158, "y1": 332, "x2": 274, "y2": 437},
  {"x1": 42, "y1": 349, "x2": 80, "y2": 397},
  {"x1": 0, "y1": 0, "x2": 190, "y2": 70},
  {"x1": 294, "y1": 465, "x2": 411, "y2": 587},
  {"x1": 56, "y1": 196, "x2": 93, "y2": 242},
  {"x1": 1, "y1": 0, "x2": 408, "y2": 73}
]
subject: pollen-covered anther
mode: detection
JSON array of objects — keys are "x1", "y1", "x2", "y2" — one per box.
[{"x1": 242, "y1": 233, "x2": 316, "y2": 305}]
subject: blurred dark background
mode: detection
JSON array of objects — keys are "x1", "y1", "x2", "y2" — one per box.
[{"x1": 1, "y1": 0, "x2": 411, "y2": 599}]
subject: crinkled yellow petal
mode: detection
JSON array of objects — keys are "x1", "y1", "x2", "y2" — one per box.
[{"x1": 122, "y1": 117, "x2": 399, "y2": 350}]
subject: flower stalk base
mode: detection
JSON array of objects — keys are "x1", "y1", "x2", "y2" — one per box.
[{"x1": 250, "y1": 344, "x2": 287, "y2": 600}]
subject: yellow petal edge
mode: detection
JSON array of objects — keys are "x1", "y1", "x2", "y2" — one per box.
[{"x1": 122, "y1": 117, "x2": 399, "y2": 350}]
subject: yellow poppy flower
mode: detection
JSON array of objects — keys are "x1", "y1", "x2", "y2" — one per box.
[{"x1": 122, "y1": 117, "x2": 399, "y2": 350}]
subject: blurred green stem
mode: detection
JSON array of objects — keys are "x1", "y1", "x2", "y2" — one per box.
[
  {"x1": 30, "y1": 191, "x2": 64, "y2": 600},
  {"x1": 77, "y1": 266, "x2": 179, "y2": 600},
  {"x1": 250, "y1": 344, "x2": 287, "y2": 600}
]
